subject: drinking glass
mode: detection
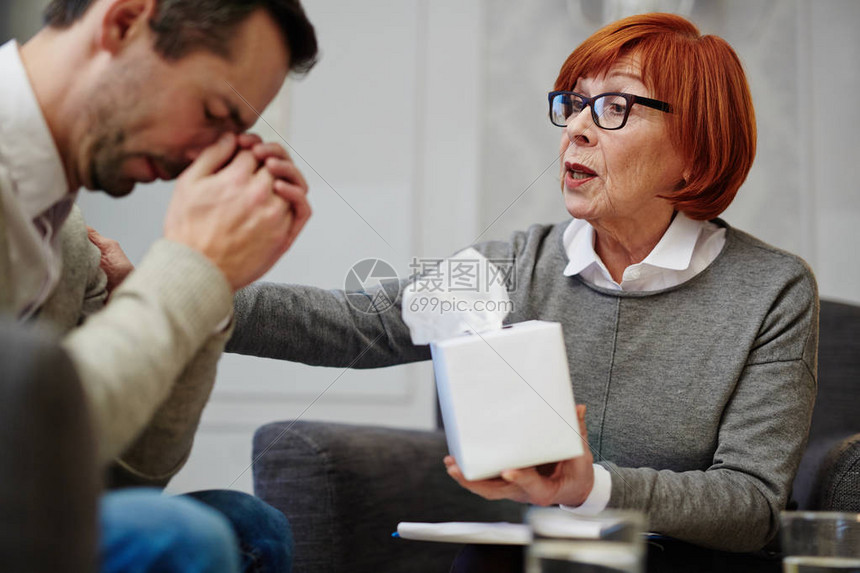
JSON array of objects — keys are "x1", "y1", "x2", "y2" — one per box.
[
  {"x1": 526, "y1": 507, "x2": 646, "y2": 573},
  {"x1": 780, "y1": 511, "x2": 860, "y2": 573}
]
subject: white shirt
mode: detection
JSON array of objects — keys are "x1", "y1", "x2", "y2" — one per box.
[
  {"x1": 562, "y1": 212, "x2": 726, "y2": 291},
  {"x1": 0, "y1": 40, "x2": 74, "y2": 319},
  {"x1": 559, "y1": 212, "x2": 726, "y2": 514}
]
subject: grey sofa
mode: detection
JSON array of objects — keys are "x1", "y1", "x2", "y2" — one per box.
[
  {"x1": 252, "y1": 300, "x2": 860, "y2": 573},
  {"x1": 791, "y1": 299, "x2": 860, "y2": 511}
]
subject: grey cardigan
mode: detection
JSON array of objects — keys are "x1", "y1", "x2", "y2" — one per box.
[{"x1": 228, "y1": 219, "x2": 818, "y2": 552}]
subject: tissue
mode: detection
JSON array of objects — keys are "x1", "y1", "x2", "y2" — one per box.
[
  {"x1": 402, "y1": 248, "x2": 510, "y2": 345},
  {"x1": 401, "y1": 249, "x2": 583, "y2": 480}
]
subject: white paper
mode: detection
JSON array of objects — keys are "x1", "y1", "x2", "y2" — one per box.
[
  {"x1": 395, "y1": 518, "x2": 625, "y2": 545},
  {"x1": 401, "y1": 248, "x2": 511, "y2": 345},
  {"x1": 530, "y1": 513, "x2": 618, "y2": 539},
  {"x1": 396, "y1": 522, "x2": 532, "y2": 545}
]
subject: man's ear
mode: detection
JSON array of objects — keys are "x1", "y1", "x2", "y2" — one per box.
[{"x1": 99, "y1": 0, "x2": 155, "y2": 54}]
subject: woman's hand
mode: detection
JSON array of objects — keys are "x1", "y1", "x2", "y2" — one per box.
[
  {"x1": 87, "y1": 226, "x2": 134, "y2": 298},
  {"x1": 444, "y1": 404, "x2": 595, "y2": 507}
]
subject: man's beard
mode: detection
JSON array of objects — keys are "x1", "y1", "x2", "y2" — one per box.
[
  {"x1": 83, "y1": 73, "x2": 187, "y2": 197},
  {"x1": 89, "y1": 129, "x2": 136, "y2": 198},
  {"x1": 88, "y1": 127, "x2": 188, "y2": 197}
]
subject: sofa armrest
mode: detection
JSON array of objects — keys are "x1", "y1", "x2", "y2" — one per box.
[
  {"x1": 0, "y1": 320, "x2": 99, "y2": 573},
  {"x1": 252, "y1": 420, "x2": 524, "y2": 573},
  {"x1": 815, "y1": 433, "x2": 860, "y2": 512}
]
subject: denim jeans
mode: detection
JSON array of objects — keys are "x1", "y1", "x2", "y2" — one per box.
[
  {"x1": 100, "y1": 488, "x2": 293, "y2": 573},
  {"x1": 186, "y1": 489, "x2": 294, "y2": 573}
]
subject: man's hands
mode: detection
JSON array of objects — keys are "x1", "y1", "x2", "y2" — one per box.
[
  {"x1": 237, "y1": 133, "x2": 311, "y2": 254},
  {"x1": 163, "y1": 132, "x2": 311, "y2": 292},
  {"x1": 444, "y1": 404, "x2": 595, "y2": 507}
]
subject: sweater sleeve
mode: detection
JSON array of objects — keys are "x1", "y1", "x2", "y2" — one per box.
[
  {"x1": 227, "y1": 279, "x2": 430, "y2": 367},
  {"x1": 603, "y1": 268, "x2": 819, "y2": 552},
  {"x1": 226, "y1": 234, "x2": 526, "y2": 367},
  {"x1": 107, "y1": 325, "x2": 232, "y2": 487},
  {"x1": 62, "y1": 239, "x2": 233, "y2": 466}
]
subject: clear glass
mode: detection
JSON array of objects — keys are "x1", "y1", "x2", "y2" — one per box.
[
  {"x1": 526, "y1": 507, "x2": 646, "y2": 573},
  {"x1": 780, "y1": 511, "x2": 860, "y2": 572}
]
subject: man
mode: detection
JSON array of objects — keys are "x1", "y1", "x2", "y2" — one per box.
[{"x1": 0, "y1": 0, "x2": 316, "y2": 571}]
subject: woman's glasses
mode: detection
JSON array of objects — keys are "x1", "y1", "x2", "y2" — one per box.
[{"x1": 548, "y1": 91, "x2": 672, "y2": 130}]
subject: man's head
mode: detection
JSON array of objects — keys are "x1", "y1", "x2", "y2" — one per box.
[
  {"x1": 44, "y1": 0, "x2": 317, "y2": 71},
  {"x1": 38, "y1": 0, "x2": 317, "y2": 196}
]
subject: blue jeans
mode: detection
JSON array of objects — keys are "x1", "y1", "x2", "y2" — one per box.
[{"x1": 100, "y1": 489, "x2": 293, "y2": 573}]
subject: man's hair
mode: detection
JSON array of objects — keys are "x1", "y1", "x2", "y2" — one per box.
[
  {"x1": 43, "y1": 0, "x2": 318, "y2": 74},
  {"x1": 555, "y1": 13, "x2": 756, "y2": 220}
]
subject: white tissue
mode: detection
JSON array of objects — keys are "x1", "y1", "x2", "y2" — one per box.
[{"x1": 401, "y1": 248, "x2": 511, "y2": 345}]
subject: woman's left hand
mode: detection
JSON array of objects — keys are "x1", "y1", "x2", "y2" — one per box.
[
  {"x1": 87, "y1": 226, "x2": 134, "y2": 298},
  {"x1": 444, "y1": 404, "x2": 595, "y2": 507}
]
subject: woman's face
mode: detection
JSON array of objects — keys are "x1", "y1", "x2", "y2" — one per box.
[{"x1": 558, "y1": 57, "x2": 685, "y2": 227}]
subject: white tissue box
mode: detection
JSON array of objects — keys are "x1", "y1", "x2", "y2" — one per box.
[{"x1": 430, "y1": 320, "x2": 583, "y2": 480}]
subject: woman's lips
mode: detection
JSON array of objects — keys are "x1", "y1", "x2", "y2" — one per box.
[{"x1": 564, "y1": 162, "x2": 597, "y2": 188}]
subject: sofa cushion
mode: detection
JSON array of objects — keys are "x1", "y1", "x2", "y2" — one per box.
[
  {"x1": 252, "y1": 421, "x2": 524, "y2": 573},
  {"x1": 792, "y1": 300, "x2": 860, "y2": 509},
  {"x1": 816, "y1": 434, "x2": 860, "y2": 512}
]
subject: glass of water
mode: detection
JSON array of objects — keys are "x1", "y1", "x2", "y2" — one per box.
[
  {"x1": 525, "y1": 507, "x2": 646, "y2": 573},
  {"x1": 780, "y1": 511, "x2": 860, "y2": 572}
]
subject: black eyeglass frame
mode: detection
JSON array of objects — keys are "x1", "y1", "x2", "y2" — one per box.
[{"x1": 547, "y1": 90, "x2": 672, "y2": 130}]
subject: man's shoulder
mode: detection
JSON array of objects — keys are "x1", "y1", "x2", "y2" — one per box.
[
  {"x1": 37, "y1": 206, "x2": 105, "y2": 332},
  {"x1": 58, "y1": 206, "x2": 95, "y2": 260}
]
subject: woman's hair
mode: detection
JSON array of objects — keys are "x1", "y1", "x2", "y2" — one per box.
[{"x1": 555, "y1": 13, "x2": 755, "y2": 220}]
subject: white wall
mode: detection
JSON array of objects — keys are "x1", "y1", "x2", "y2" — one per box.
[
  {"x1": 478, "y1": 0, "x2": 860, "y2": 306},
  {"x1": 0, "y1": 0, "x2": 44, "y2": 43},
  {"x1": 3, "y1": 0, "x2": 858, "y2": 494}
]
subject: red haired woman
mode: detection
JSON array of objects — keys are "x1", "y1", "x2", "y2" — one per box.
[{"x1": 228, "y1": 13, "x2": 817, "y2": 570}]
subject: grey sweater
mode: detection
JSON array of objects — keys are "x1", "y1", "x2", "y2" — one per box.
[{"x1": 228, "y1": 219, "x2": 818, "y2": 552}]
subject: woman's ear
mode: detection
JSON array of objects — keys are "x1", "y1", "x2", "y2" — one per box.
[{"x1": 99, "y1": 0, "x2": 154, "y2": 54}]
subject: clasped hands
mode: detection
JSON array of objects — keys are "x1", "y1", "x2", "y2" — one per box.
[
  {"x1": 91, "y1": 132, "x2": 311, "y2": 295},
  {"x1": 444, "y1": 404, "x2": 596, "y2": 507}
]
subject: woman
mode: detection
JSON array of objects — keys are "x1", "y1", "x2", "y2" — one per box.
[{"x1": 227, "y1": 12, "x2": 817, "y2": 560}]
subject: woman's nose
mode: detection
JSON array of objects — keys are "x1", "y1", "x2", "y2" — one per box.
[{"x1": 565, "y1": 107, "x2": 595, "y2": 146}]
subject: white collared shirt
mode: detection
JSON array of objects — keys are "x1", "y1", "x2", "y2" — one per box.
[
  {"x1": 0, "y1": 40, "x2": 75, "y2": 319},
  {"x1": 562, "y1": 212, "x2": 726, "y2": 292},
  {"x1": 559, "y1": 212, "x2": 726, "y2": 515}
]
